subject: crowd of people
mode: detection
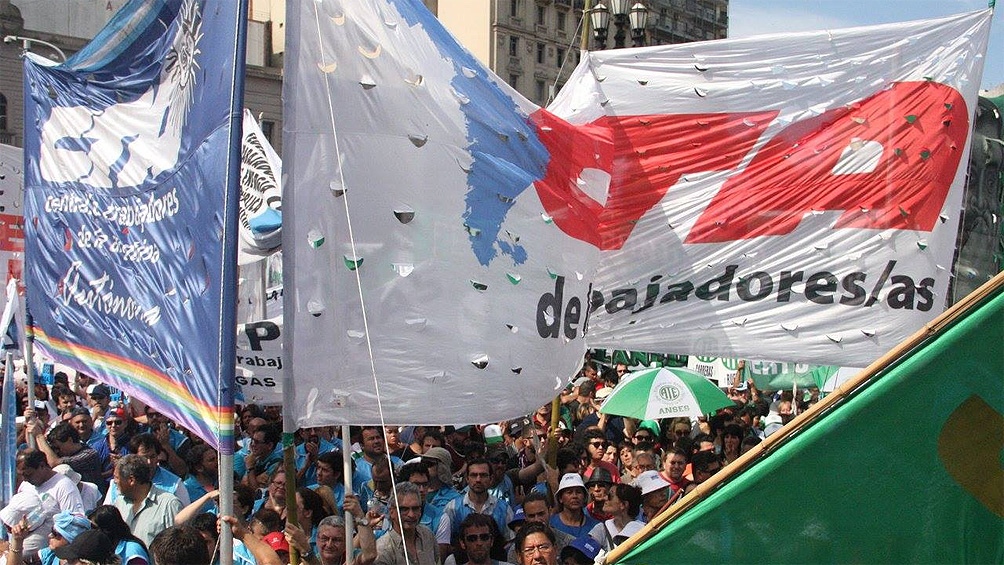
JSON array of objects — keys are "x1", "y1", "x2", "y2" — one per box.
[{"x1": 0, "y1": 356, "x2": 815, "y2": 564}]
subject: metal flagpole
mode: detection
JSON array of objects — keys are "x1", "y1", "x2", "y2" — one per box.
[
  {"x1": 218, "y1": 2, "x2": 251, "y2": 563},
  {"x1": 342, "y1": 424, "x2": 355, "y2": 565},
  {"x1": 23, "y1": 310, "x2": 36, "y2": 450}
]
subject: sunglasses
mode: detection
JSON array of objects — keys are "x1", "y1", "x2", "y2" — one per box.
[
  {"x1": 465, "y1": 533, "x2": 492, "y2": 543},
  {"x1": 106, "y1": 420, "x2": 124, "y2": 427}
]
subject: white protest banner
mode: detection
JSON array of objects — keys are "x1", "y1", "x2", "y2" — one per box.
[
  {"x1": 283, "y1": 0, "x2": 600, "y2": 426},
  {"x1": 236, "y1": 316, "x2": 283, "y2": 406},
  {"x1": 550, "y1": 10, "x2": 993, "y2": 367}
]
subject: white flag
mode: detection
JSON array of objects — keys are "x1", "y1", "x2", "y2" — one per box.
[
  {"x1": 549, "y1": 10, "x2": 993, "y2": 367},
  {"x1": 282, "y1": 0, "x2": 600, "y2": 425},
  {"x1": 239, "y1": 109, "x2": 283, "y2": 264}
]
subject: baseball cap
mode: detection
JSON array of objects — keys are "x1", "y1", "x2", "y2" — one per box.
[
  {"x1": 555, "y1": 473, "x2": 587, "y2": 497},
  {"x1": 421, "y1": 447, "x2": 453, "y2": 469},
  {"x1": 633, "y1": 470, "x2": 670, "y2": 496},
  {"x1": 595, "y1": 387, "x2": 614, "y2": 401},
  {"x1": 263, "y1": 531, "x2": 290, "y2": 552},
  {"x1": 53, "y1": 464, "x2": 82, "y2": 485},
  {"x1": 87, "y1": 384, "x2": 110, "y2": 398},
  {"x1": 52, "y1": 512, "x2": 91, "y2": 543},
  {"x1": 53, "y1": 530, "x2": 115, "y2": 561},
  {"x1": 560, "y1": 536, "x2": 601, "y2": 561},
  {"x1": 507, "y1": 507, "x2": 526, "y2": 529},
  {"x1": 483, "y1": 424, "x2": 503, "y2": 445},
  {"x1": 507, "y1": 417, "x2": 532, "y2": 438},
  {"x1": 0, "y1": 492, "x2": 48, "y2": 531}
]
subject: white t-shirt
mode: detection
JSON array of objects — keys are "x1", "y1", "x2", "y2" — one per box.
[{"x1": 18, "y1": 472, "x2": 85, "y2": 514}]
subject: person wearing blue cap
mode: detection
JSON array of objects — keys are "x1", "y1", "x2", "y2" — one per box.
[
  {"x1": 558, "y1": 536, "x2": 600, "y2": 565},
  {"x1": 39, "y1": 511, "x2": 92, "y2": 565}
]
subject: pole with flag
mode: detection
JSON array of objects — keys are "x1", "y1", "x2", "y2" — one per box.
[
  {"x1": 0, "y1": 278, "x2": 20, "y2": 506},
  {"x1": 20, "y1": 0, "x2": 247, "y2": 562}
]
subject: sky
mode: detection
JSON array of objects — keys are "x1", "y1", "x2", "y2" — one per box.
[{"x1": 729, "y1": 0, "x2": 1003, "y2": 91}]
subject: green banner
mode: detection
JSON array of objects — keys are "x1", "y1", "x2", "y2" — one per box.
[
  {"x1": 616, "y1": 287, "x2": 1004, "y2": 563},
  {"x1": 687, "y1": 356, "x2": 839, "y2": 390},
  {"x1": 590, "y1": 348, "x2": 687, "y2": 369}
]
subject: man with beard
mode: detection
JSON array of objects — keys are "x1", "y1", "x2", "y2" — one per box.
[
  {"x1": 14, "y1": 449, "x2": 84, "y2": 513},
  {"x1": 444, "y1": 457, "x2": 514, "y2": 551},
  {"x1": 111, "y1": 454, "x2": 182, "y2": 546}
]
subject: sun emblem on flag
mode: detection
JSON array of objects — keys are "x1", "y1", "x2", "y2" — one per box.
[{"x1": 164, "y1": 0, "x2": 203, "y2": 132}]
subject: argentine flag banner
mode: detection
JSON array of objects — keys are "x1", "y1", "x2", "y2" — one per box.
[{"x1": 22, "y1": 0, "x2": 247, "y2": 453}]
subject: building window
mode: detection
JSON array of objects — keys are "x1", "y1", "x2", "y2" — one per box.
[
  {"x1": 535, "y1": 80, "x2": 546, "y2": 103},
  {"x1": 557, "y1": 11, "x2": 566, "y2": 32},
  {"x1": 509, "y1": 74, "x2": 520, "y2": 90},
  {"x1": 260, "y1": 120, "x2": 275, "y2": 144},
  {"x1": 510, "y1": 0, "x2": 518, "y2": 17},
  {"x1": 537, "y1": 5, "x2": 546, "y2": 26},
  {"x1": 509, "y1": 36, "x2": 519, "y2": 57},
  {"x1": 537, "y1": 42, "x2": 546, "y2": 64},
  {"x1": 0, "y1": 94, "x2": 6, "y2": 132},
  {"x1": 556, "y1": 48, "x2": 565, "y2": 67}
]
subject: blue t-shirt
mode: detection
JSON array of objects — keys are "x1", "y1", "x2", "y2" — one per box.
[{"x1": 549, "y1": 512, "x2": 601, "y2": 539}]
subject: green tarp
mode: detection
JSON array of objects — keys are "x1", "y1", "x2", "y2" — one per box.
[{"x1": 615, "y1": 284, "x2": 1004, "y2": 564}]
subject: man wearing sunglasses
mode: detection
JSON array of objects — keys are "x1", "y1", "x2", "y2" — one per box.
[{"x1": 451, "y1": 513, "x2": 514, "y2": 565}]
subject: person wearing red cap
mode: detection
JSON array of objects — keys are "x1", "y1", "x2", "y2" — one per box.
[{"x1": 263, "y1": 531, "x2": 290, "y2": 562}]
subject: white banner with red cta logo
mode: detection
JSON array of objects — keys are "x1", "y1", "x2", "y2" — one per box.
[{"x1": 551, "y1": 10, "x2": 993, "y2": 367}]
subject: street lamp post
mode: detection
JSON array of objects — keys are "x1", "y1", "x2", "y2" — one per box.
[
  {"x1": 3, "y1": 34, "x2": 66, "y2": 61},
  {"x1": 589, "y1": 3, "x2": 611, "y2": 50},
  {"x1": 590, "y1": 1, "x2": 647, "y2": 50},
  {"x1": 629, "y1": 3, "x2": 649, "y2": 47}
]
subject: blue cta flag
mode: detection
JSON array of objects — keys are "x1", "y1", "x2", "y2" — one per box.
[{"x1": 22, "y1": 0, "x2": 247, "y2": 453}]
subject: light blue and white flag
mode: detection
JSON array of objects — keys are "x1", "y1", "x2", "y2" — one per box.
[{"x1": 0, "y1": 278, "x2": 20, "y2": 506}]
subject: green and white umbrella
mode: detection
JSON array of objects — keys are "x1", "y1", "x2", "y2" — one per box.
[{"x1": 599, "y1": 367, "x2": 734, "y2": 420}]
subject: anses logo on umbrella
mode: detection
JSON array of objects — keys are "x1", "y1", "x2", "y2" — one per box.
[{"x1": 658, "y1": 384, "x2": 682, "y2": 402}]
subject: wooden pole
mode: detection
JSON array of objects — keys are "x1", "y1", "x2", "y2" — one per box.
[{"x1": 605, "y1": 270, "x2": 1004, "y2": 564}]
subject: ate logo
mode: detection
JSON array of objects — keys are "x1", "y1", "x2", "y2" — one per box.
[{"x1": 530, "y1": 81, "x2": 968, "y2": 249}]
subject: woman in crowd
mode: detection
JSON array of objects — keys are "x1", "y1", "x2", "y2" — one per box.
[
  {"x1": 602, "y1": 484, "x2": 645, "y2": 548},
  {"x1": 89, "y1": 505, "x2": 150, "y2": 565}
]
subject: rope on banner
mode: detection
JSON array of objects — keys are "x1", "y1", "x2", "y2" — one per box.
[{"x1": 308, "y1": 4, "x2": 409, "y2": 565}]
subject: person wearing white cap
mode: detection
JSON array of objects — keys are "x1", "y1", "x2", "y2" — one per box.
[
  {"x1": 421, "y1": 447, "x2": 461, "y2": 514},
  {"x1": 0, "y1": 491, "x2": 57, "y2": 564},
  {"x1": 52, "y1": 464, "x2": 103, "y2": 513},
  {"x1": 632, "y1": 470, "x2": 671, "y2": 523},
  {"x1": 548, "y1": 474, "x2": 604, "y2": 543}
]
